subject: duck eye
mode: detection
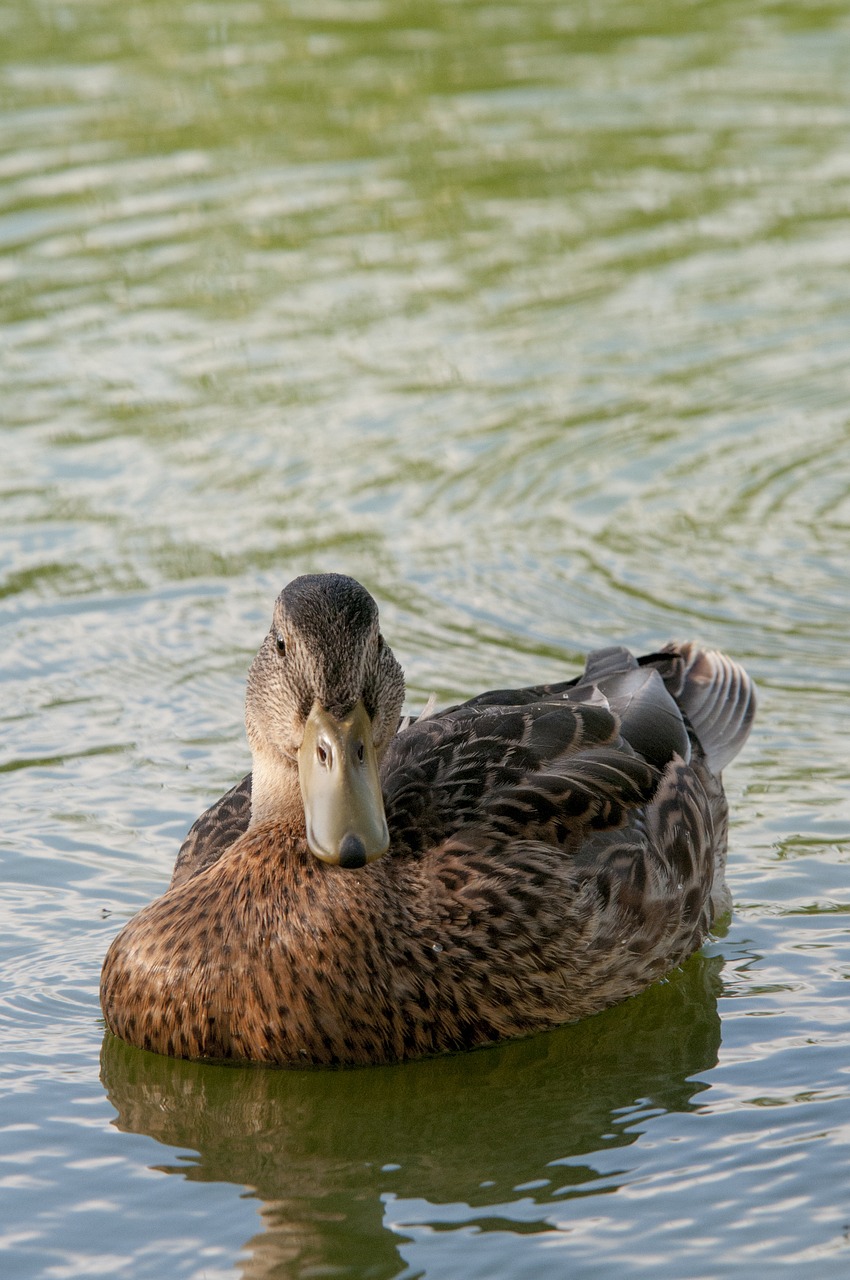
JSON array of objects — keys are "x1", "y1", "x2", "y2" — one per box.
[
  {"x1": 377, "y1": 634, "x2": 384, "y2": 652},
  {"x1": 275, "y1": 633, "x2": 286, "y2": 655}
]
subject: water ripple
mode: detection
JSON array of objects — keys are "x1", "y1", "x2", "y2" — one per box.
[{"x1": 2, "y1": 1, "x2": 850, "y2": 1278}]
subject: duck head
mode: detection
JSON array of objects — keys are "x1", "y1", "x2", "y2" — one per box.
[{"x1": 245, "y1": 574, "x2": 405, "y2": 869}]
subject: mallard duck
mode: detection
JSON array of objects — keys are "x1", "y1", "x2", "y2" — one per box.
[{"x1": 100, "y1": 573, "x2": 755, "y2": 1066}]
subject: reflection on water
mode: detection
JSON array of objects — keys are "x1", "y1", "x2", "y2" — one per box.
[{"x1": 101, "y1": 955, "x2": 722, "y2": 1278}]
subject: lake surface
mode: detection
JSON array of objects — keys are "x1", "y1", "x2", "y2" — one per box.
[{"x1": 2, "y1": 1, "x2": 849, "y2": 1276}]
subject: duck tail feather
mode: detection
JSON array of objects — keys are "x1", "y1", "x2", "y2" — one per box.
[{"x1": 649, "y1": 643, "x2": 757, "y2": 774}]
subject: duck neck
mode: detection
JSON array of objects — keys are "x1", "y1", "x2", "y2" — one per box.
[{"x1": 248, "y1": 750, "x2": 306, "y2": 835}]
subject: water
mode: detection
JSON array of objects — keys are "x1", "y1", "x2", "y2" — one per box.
[{"x1": 2, "y1": 0, "x2": 849, "y2": 1276}]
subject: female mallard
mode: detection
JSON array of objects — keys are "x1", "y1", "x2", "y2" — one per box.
[{"x1": 101, "y1": 573, "x2": 755, "y2": 1066}]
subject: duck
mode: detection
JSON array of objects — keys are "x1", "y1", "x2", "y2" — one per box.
[{"x1": 100, "y1": 572, "x2": 756, "y2": 1066}]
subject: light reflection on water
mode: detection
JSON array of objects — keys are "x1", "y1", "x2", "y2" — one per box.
[
  {"x1": 2, "y1": 0, "x2": 850, "y2": 1277},
  {"x1": 98, "y1": 959, "x2": 724, "y2": 1279}
]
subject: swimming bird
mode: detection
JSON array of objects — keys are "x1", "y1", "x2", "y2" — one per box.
[{"x1": 100, "y1": 573, "x2": 755, "y2": 1066}]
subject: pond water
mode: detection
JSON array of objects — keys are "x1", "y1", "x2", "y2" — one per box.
[{"x1": 2, "y1": 0, "x2": 850, "y2": 1276}]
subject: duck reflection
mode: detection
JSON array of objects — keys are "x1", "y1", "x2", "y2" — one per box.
[{"x1": 100, "y1": 952, "x2": 722, "y2": 1279}]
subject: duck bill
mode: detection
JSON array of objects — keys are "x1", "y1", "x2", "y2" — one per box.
[{"x1": 297, "y1": 699, "x2": 390, "y2": 869}]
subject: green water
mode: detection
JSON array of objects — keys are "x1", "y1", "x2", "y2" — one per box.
[{"x1": 2, "y1": 1, "x2": 849, "y2": 1276}]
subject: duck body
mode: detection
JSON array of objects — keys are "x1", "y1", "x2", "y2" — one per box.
[{"x1": 101, "y1": 575, "x2": 755, "y2": 1066}]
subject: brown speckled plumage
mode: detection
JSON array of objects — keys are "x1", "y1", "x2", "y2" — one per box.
[{"x1": 101, "y1": 574, "x2": 755, "y2": 1066}]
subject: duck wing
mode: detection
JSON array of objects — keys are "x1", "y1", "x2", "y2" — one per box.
[
  {"x1": 382, "y1": 642, "x2": 754, "y2": 858},
  {"x1": 446, "y1": 642, "x2": 756, "y2": 774},
  {"x1": 381, "y1": 687, "x2": 663, "y2": 856},
  {"x1": 170, "y1": 772, "x2": 252, "y2": 889}
]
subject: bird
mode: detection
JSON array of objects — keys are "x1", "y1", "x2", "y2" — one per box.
[{"x1": 100, "y1": 572, "x2": 756, "y2": 1067}]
